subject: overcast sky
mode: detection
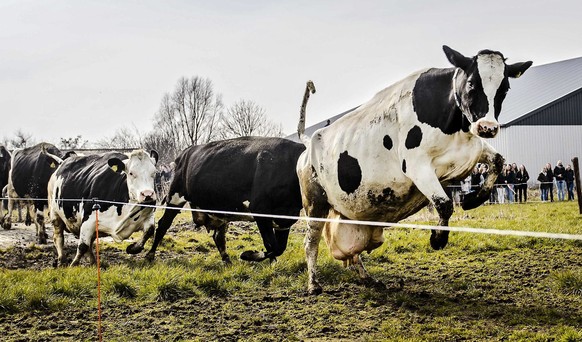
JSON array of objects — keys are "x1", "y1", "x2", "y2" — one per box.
[{"x1": 1, "y1": 0, "x2": 581, "y2": 145}]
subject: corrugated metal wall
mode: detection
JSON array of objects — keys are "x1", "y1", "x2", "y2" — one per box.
[
  {"x1": 488, "y1": 125, "x2": 582, "y2": 185},
  {"x1": 508, "y1": 89, "x2": 582, "y2": 126}
]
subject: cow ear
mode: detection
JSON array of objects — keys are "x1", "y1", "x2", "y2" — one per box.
[
  {"x1": 507, "y1": 61, "x2": 533, "y2": 78},
  {"x1": 150, "y1": 150, "x2": 159, "y2": 165},
  {"x1": 63, "y1": 151, "x2": 77, "y2": 160},
  {"x1": 108, "y1": 158, "x2": 126, "y2": 173},
  {"x1": 443, "y1": 45, "x2": 471, "y2": 70}
]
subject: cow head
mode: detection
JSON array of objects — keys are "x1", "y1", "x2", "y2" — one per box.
[
  {"x1": 444, "y1": 45, "x2": 532, "y2": 138},
  {"x1": 108, "y1": 150, "x2": 159, "y2": 204}
]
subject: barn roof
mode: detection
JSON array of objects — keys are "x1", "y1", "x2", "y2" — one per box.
[
  {"x1": 500, "y1": 56, "x2": 582, "y2": 126},
  {"x1": 286, "y1": 56, "x2": 582, "y2": 141}
]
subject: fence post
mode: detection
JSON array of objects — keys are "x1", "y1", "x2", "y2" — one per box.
[
  {"x1": 92, "y1": 198, "x2": 103, "y2": 342},
  {"x1": 572, "y1": 158, "x2": 582, "y2": 215}
]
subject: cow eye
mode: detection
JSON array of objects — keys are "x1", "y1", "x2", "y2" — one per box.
[{"x1": 129, "y1": 172, "x2": 135, "y2": 177}]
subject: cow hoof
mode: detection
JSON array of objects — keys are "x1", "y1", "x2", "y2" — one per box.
[
  {"x1": 308, "y1": 283, "x2": 323, "y2": 296},
  {"x1": 144, "y1": 252, "x2": 156, "y2": 262},
  {"x1": 240, "y1": 250, "x2": 267, "y2": 262},
  {"x1": 2, "y1": 222, "x2": 11, "y2": 230},
  {"x1": 38, "y1": 234, "x2": 48, "y2": 245},
  {"x1": 126, "y1": 242, "x2": 144, "y2": 254},
  {"x1": 429, "y1": 237, "x2": 448, "y2": 250}
]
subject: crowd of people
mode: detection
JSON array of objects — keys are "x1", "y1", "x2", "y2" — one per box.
[{"x1": 451, "y1": 160, "x2": 577, "y2": 205}]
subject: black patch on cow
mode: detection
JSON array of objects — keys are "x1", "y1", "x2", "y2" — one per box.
[
  {"x1": 405, "y1": 126, "x2": 422, "y2": 149},
  {"x1": 402, "y1": 159, "x2": 407, "y2": 173},
  {"x1": 367, "y1": 187, "x2": 397, "y2": 206},
  {"x1": 337, "y1": 151, "x2": 362, "y2": 194},
  {"x1": 412, "y1": 68, "x2": 471, "y2": 135},
  {"x1": 383, "y1": 135, "x2": 393, "y2": 150}
]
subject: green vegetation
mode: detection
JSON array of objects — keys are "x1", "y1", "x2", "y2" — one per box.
[{"x1": 1, "y1": 201, "x2": 581, "y2": 341}]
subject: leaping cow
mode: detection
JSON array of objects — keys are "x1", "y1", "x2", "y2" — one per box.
[
  {"x1": 296, "y1": 46, "x2": 532, "y2": 294},
  {"x1": 48, "y1": 150, "x2": 159, "y2": 266}
]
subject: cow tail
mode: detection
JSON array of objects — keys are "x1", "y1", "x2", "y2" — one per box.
[{"x1": 297, "y1": 80, "x2": 316, "y2": 146}]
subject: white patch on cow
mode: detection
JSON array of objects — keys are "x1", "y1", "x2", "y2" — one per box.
[
  {"x1": 168, "y1": 192, "x2": 187, "y2": 206},
  {"x1": 123, "y1": 150, "x2": 158, "y2": 203},
  {"x1": 242, "y1": 200, "x2": 250, "y2": 209},
  {"x1": 475, "y1": 54, "x2": 505, "y2": 130}
]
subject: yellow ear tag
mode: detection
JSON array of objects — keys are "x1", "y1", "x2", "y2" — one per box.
[
  {"x1": 50, "y1": 162, "x2": 56, "y2": 168},
  {"x1": 515, "y1": 71, "x2": 522, "y2": 78},
  {"x1": 111, "y1": 165, "x2": 118, "y2": 172}
]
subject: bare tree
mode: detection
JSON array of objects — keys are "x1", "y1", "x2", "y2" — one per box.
[
  {"x1": 59, "y1": 135, "x2": 88, "y2": 150},
  {"x1": 94, "y1": 126, "x2": 142, "y2": 149},
  {"x1": 221, "y1": 100, "x2": 283, "y2": 138},
  {"x1": 9, "y1": 129, "x2": 34, "y2": 149}
]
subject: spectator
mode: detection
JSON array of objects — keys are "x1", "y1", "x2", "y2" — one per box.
[
  {"x1": 470, "y1": 165, "x2": 482, "y2": 192},
  {"x1": 565, "y1": 164, "x2": 575, "y2": 201},
  {"x1": 538, "y1": 167, "x2": 550, "y2": 201},
  {"x1": 554, "y1": 161, "x2": 566, "y2": 201},
  {"x1": 515, "y1": 164, "x2": 530, "y2": 203},
  {"x1": 504, "y1": 164, "x2": 516, "y2": 203},
  {"x1": 546, "y1": 163, "x2": 555, "y2": 202},
  {"x1": 495, "y1": 170, "x2": 506, "y2": 204}
]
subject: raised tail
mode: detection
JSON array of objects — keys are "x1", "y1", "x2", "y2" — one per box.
[{"x1": 297, "y1": 80, "x2": 316, "y2": 145}]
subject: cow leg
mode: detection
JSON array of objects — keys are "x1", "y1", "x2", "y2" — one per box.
[
  {"x1": 145, "y1": 203, "x2": 184, "y2": 262},
  {"x1": 126, "y1": 214, "x2": 156, "y2": 254},
  {"x1": 52, "y1": 217, "x2": 67, "y2": 267},
  {"x1": 404, "y1": 162, "x2": 453, "y2": 250},
  {"x1": 462, "y1": 145, "x2": 505, "y2": 210},
  {"x1": 211, "y1": 222, "x2": 231, "y2": 264},
  {"x1": 71, "y1": 221, "x2": 95, "y2": 266},
  {"x1": 34, "y1": 206, "x2": 48, "y2": 244},
  {"x1": 1, "y1": 196, "x2": 14, "y2": 230},
  {"x1": 299, "y1": 166, "x2": 331, "y2": 295},
  {"x1": 25, "y1": 204, "x2": 32, "y2": 226}
]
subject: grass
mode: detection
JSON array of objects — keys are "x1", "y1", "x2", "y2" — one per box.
[{"x1": 0, "y1": 201, "x2": 581, "y2": 340}]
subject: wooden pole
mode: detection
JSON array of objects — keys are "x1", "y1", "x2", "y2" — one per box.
[{"x1": 572, "y1": 157, "x2": 582, "y2": 215}]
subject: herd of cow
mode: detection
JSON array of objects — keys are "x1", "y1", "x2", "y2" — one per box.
[{"x1": 0, "y1": 46, "x2": 531, "y2": 294}]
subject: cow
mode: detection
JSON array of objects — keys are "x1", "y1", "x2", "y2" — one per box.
[
  {"x1": 0, "y1": 145, "x2": 11, "y2": 223},
  {"x1": 126, "y1": 134, "x2": 309, "y2": 264},
  {"x1": 296, "y1": 46, "x2": 532, "y2": 294},
  {"x1": 1, "y1": 143, "x2": 71, "y2": 243},
  {"x1": 48, "y1": 149, "x2": 159, "y2": 266}
]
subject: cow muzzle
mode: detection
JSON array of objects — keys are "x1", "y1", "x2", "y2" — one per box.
[
  {"x1": 139, "y1": 190, "x2": 157, "y2": 204},
  {"x1": 472, "y1": 119, "x2": 499, "y2": 138}
]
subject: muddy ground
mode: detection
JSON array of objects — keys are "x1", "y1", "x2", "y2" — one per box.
[{"x1": 1, "y1": 221, "x2": 582, "y2": 341}]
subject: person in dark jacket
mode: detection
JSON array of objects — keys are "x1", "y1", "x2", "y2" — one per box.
[
  {"x1": 504, "y1": 164, "x2": 516, "y2": 203},
  {"x1": 470, "y1": 165, "x2": 482, "y2": 192},
  {"x1": 538, "y1": 167, "x2": 550, "y2": 201},
  {"x1": 546, "y1": 163, "x2": 555, "y2": 202},
  {"x1": 515, "y1": 164, "x2": 530, "y2": 203},
  {"x1": 565, "y1": 164, "x2": 575, "y2": 201},
  {"x1": 554, "y1": 161, "x2": 566, "y2": 201}
]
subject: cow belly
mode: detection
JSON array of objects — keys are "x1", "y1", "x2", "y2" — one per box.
[{"x1": 323, "y1": 210, "x2": 385, "y2": 261}]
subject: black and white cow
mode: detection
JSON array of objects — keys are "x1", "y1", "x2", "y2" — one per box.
[
  {"x1": 48, "y1": 150, "x2": 158, "y2": 266},
  {"x1": 297, "y1": 46, "x2": 532, "y2": 294},
  {"x1": 127, "y1": 136, "x2": 307, "y2": 263},
  {"x1": 2, "y1": 143, "x2": 69, "y2": 243},
  {"x1": 0, "y1": 145, "x2": 11, "y2": 222}
]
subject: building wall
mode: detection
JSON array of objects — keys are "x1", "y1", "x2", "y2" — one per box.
[{"x1": 488, "y1": 125, "x2": 582, "y2": 185}]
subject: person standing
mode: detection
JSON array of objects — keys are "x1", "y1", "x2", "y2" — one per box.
[
  {"x1": 538, "y1": 167, "x2": 549, "y2": 201},
  {"x1": 505, "y1": 164, "x2": 516, "y2": 203},
  {"x1": 546, "y1": 163, "x2": 555, "y2": 202},
  {"x1": 554, "y1": 161, "x2": 566, "y2": 201},
  {"x1": 516, "y1": 164, "x2": 530, "y2": 203},
  {"x1": 495, "y1": 169, "x2": 506, "y2": 204},
  {"x1": 470, "y1": 165, "x2": 482, "y2": 192},
  {"x1": 565, "y1": 164, "x2": 575, "y2": 201}
]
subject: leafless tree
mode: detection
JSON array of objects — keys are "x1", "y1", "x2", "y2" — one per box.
[
  {"x1": 94, "y1": 126, "x2": 142, "y2": 149},
  {"x1": 9, "y1": 129, "x2": 35, "y2": 149},
  {"x1": 221, "y1": 100, "x2": 283, "y2": 138},
  {"x1": 59, "y1": 135, "x2": 88, "y2": 150}
]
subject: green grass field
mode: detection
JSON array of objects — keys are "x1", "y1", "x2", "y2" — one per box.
[{"x1": 1, "y1": 201, "x2": 581, "y2": 341}]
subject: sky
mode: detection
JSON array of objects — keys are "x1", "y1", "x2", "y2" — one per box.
[{"x1": 1, "y1": 0, "x2": 582, "y2": 146}]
